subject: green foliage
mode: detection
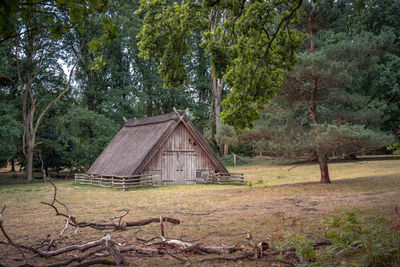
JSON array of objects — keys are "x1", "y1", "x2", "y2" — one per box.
[
  {"x1": 242, "y1": 4, "x2": 396, "y2": 162},
  {"x1": 318, "y1": 212, "x2": 400, "y2": 266},
  {"x1": 280, "y1": 233, "x2": 317, "y2": 262},
  {"x1": 387, "y1": 143, "x2": 400, "y2": 156},
  {"x1": 137, "y1": 0, "x2": 207, "y2": 88},
  {"x1": 137, "y1": 0, "x2": 305, "y2": 128},
  {"x1": 249, "y1": 108, "x2": 394, "y2": 158},
  {"x1": 57, "y1": 107, "x2": 118, "y2": 171},
  {"x1": 280, "y1": 212, "x2": 400, "y2": 266},
  {"x1": 216, "y1": 123, "x2": 238, "y2": 146},
  {"x1": 0, "y1": 0, "x2": 108, "y2": 41},
  {"x1": 244, "y1": 180, "x2": 252, "y2": 187},
  {"x1": 0, "y1": 102, "x2": 22, "y2": 161}
]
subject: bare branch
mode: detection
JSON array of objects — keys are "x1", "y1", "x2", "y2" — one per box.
[
  {"x1": 0, "y1": 207, "x2": 26, "y2": 261},
  {"x1": 33, "y1": 58, "x2": 79, "y2": 135}
]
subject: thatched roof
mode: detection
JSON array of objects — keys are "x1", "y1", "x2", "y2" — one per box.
[{"x1": 87, "y1": 111, "x2": 227, "y2": 176}]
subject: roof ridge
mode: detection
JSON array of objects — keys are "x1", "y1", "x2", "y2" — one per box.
[{"x1": 124, "y1": 112, "x2": 183, "y2": 127}]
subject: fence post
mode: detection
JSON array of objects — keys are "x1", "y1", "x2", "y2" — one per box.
[
  {"x1": 123, "y1": 176, "x2": 125, "y2": 191},
  {"x1": 111, "y1": 176, "x2": 114, "y2": 188}
]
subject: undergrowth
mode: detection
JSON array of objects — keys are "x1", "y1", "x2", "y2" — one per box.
[{"x1": 282, "y1": 211, "x2": 400, "y2": 266}]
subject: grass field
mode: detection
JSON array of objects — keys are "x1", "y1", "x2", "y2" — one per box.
[{"x1": 0, "y1": 157, "x2": 399, "y2": 265}]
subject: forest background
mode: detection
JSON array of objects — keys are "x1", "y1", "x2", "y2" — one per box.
[{"x1": 0, "y1": 0, "x2": 399, "y2": 184}]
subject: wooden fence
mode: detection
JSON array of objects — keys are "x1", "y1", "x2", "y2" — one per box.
[
  {"x1": 75, "y1": 172, "x2": 244, "y2": 188},
  {"x1": 206, "y1": 172, "x2": 244, "y2": 185},
  {"x1": 75, "y1": 174, "x2": 153, "y2": 190}
]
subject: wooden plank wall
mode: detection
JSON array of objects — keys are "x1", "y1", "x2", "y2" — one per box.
[{"x1": 143, "y1": 122, "x2": 217, "y2": 177}]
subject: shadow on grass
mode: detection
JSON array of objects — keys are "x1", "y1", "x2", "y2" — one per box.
[
  {"x1": 265, "y1": 174, "x2": 400, "y2": 191},
  {"x1": 237, "y1": 155, "x2": 400, "y2": 168}
]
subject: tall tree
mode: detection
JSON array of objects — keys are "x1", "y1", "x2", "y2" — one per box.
[
  {"x1": 0, "y1": 0, "x2": 110, "y2": 182},
  {"x1": 137, "y1": 0, "x2": 304, "y2": 134},
  {"x1": 249, "y1": 1, "x2": 395, "y2": 183}
]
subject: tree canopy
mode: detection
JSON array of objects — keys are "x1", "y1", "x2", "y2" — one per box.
[
  {"x1": 0, "y1": 0, "x2": 398, "y2": 183},
  {"x1": 137, "y1": 0, "x2": 304, "y2": 129}
]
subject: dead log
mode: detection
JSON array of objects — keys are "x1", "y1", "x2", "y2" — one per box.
[
  {"x1": 157, "y1": 237, "x2": 244, "y2": 254},
  {"x1": 120, "y1": 246, "x2": 162, "y2": 255},
  {"x1": 104, "y1": 235, "x2": 124, "y2": 265},
  {"x1": 67, "y1": 258, "x2": 115, "y2": 267},
  {"x1": 44, "y1": 247, "x2": 106, "y2": 267},
  {"x1": 125, "y1": 217, "x2": 180, "y2": 227},
  {"x1": 20, "y1": 235, "x2": 111, "y2": 258},
  {"x1": 195, "y1": 251, "x2": 253, "y2": 262}
]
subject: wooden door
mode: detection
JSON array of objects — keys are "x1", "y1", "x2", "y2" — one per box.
[
  {"x1": 184, "y1": 152, "x2": 196, "y2": 184},
  {"x1": 162, "y1": 152, "x2": 175, "y2": 184},
  {"x1": 162, "y1": 151, "x2": 197, "y2": 184}
]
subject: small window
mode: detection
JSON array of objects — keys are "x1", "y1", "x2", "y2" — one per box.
[{"x1": 194, "y1": 142, "x2": 196, "y2": 146}]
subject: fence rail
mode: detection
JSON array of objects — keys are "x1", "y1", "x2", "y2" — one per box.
[
  {"x1": 205, "y1": 172, "x2": 244, "y2": 185},
  {"x1": 75, "y1": 174, "x2": 153, "y2": 190},
  {"x1": 75, "y1": 172, "x2": 244, "y2": 188}
]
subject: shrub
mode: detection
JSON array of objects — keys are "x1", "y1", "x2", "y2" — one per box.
[
  {"x1": 281, "y1": 212, "x2": 400, "y2": 266},
  {"x1": 319, "y1": 212, "x2": 400, "y2": 266}
]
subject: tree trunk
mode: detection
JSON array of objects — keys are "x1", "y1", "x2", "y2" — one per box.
[
  {"x1": 10, "y1": 158, "x2": 15, "y2": 172},
  {"x1": 26, "y1": 148, "x2": 34, "y2": 183},
  {"x1": 215, "y1": 92, "x2": 221, "y2": 133},
  {"x1": 147, "y1": 96, "x2": 153, "y2": 117},
  {"x1": 224, "y1": 144, "x2": 229, "y2": 155},
  {"x1": 318, "y1": 154, "x2": 330, "y2": 183},
  {"x1": 214, "y1": 76, "x2": 223, "y2": 134},
  {"x1": 308, "y1": 14, "x2": 330, "y2": 183}
]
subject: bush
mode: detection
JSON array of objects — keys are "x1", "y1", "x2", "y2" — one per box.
[
  {"x1": 319, "y1": 212, "x2": 400, "y2": 266},
  {"x1": 220, "y1": 154, "x2": 251, "y2": 166},
  {"x1": 280, "y1": 212, "x2": 400, "y2": 266}
]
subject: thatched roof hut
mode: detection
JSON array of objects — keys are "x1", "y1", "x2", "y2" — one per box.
[{"x1": 87, "y1": 110, "x2": 227, "y2": 185}]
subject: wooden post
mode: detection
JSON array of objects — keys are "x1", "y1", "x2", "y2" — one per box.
[
  {"x1": 234, "y1": 154, "x2": 237, "y2": 166},
  {"x1": 123, "y1": 176, "x2": 125, "y2": 191},
  {"x1": 160, "y1": 216, "x2": 165, "y2": 237},
  {"x1": 111, "y1": 176, "x2": 114, "y2": 188}
]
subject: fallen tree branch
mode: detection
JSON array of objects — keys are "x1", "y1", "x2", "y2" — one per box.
[
  {"x1": 67, "y1": 258, "x2": 115, "y2": 267},
  {"x1": 1, "y1": 181, "x2": 336, "y2": 266},
  {"x1": 195, "y1": 251, "x2": 253, "y2": 262},
  {"x1": 44, "y1": 247, "x2": 106, "y2": 267},
  {"x1": 41, "y1": 181, "x2": 180, "y2": 231},
  {"x1": 172, "y1": 210, "x2": 216, "y2": 216},
  {"x1": 20, "y1": 235, "x2": 112, "y2": 258},
  {"x1": 0, "y1": 206, "x2": 26, "y2": 261},
  {"x1": 156, "y1": 237, "x2": 245, "y2": 254},
  {"x1": 125, "y1": 217, "x2": 180, "y2": 227}
]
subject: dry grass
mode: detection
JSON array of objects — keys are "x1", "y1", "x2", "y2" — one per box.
[{"x1": 0, "y1": 157, "x2": 399, "y2": 265}]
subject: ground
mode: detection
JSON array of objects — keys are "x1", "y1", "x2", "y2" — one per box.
[{"x1": 0, "y1": 157, "x2": 399, "y2": 266}]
